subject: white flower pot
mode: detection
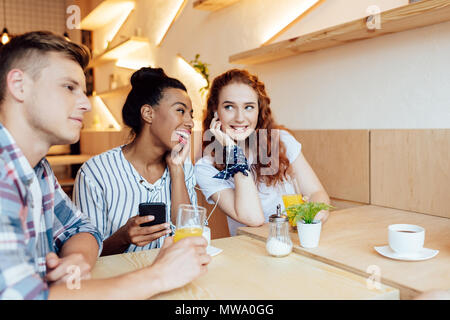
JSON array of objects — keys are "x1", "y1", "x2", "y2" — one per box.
[{"x1": 297, "y1": 220, "x2": 322, "y2": 248}]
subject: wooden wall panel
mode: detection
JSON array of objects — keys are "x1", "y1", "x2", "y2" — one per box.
[
  {"x1": 371, "y1": 129, "x2": 450, "y2": 219},
  {"x1": 191, "y1": 130, "x2": 204, "y2": 163},
  {"x1": 80, "y1": 130, "x2": 131, "y2": 155},
  {"x1": 196, "y1": 189, "x2": 231, "y2": 240},
  {"x1": 330, "y1": 198, "x2": 365, "y2": 211},
  {"x1": 292, "y1": 130, "x2": 370, "y2": 204}
]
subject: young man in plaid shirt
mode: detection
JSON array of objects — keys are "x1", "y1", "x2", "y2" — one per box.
[{"x1": 0, "y1": 31, "x2": 210, "y2": 299}]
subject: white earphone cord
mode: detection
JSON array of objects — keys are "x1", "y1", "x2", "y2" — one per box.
[{"x1": 195, "y1": 164, "x2": 230, "y2": 225}]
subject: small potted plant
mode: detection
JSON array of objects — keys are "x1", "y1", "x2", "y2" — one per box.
[
  {"x1": 286, "y1": 202, "x2": 333, "y2": 248},
  {"x1": 189, "y1": 54, "x2": 210, "y2": 97}
]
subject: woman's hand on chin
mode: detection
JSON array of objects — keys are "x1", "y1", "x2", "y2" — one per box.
[
  {"x1": 210, "y1": 113, "x2": 236, "y2": 147},
  {"x1": 166, "y1": 137, "x2": 190, "y2": 170}
]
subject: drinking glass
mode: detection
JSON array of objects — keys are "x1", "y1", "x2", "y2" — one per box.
[
  {"x1": 282, "y1": 177, "x2": 304, "y2": 212},
  {"x1": 173, "y1": 204, "x2": 206, "y2": 242}
]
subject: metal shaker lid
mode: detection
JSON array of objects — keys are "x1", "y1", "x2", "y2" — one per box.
[{"x1": 269, "y1": 204, "x2": 288, "y2": 223}]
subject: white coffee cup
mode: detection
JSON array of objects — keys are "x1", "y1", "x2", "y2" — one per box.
[
  {"x1": 388, "y1": 224, "x2": 425, "y2": 255},
  {"x1": 203, "y1": 226, "x2": 211, "y2": 246}
]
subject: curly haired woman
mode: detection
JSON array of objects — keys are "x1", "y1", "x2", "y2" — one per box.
[{"x1": 194, "y1": 69, "x2": 330, "y2": 235}]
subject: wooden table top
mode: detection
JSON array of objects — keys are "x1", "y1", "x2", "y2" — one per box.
[
  {"x1": 92, "y1": 235, "x2": 399, "y2": 300},
  {"x1": 237, "y1": 205, "x2": 450, "y2": 300}
]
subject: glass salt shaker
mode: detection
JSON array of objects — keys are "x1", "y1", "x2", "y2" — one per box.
[{"x1": 266, "y1": 204, "x2": 293, "y2": 257}]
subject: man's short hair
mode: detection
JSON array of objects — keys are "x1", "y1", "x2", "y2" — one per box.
[{"x1": 0, "y1": 31, "x2": 91, "y2": 102}]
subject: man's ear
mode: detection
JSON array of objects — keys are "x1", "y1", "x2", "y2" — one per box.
[
  {"x1": 6, "y1": 69, "x2": 27, "y2": 102},
  {"x1": 140, "y1": 104, "x2": 154, "y2": 125}
]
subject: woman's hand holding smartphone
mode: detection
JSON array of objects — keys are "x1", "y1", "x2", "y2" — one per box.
[{"x1": 120, "y1": 213, "x2": 171, "y2": 247}]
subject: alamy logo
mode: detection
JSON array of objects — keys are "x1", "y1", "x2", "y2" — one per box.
[
  {"x1": 366, "y1": 5, "x2": 381, "y2": 30},
  {"x1": 66, "y1": 265, "x2": 81, "y2": 290},
  {"x1": 366, "y1": 265, "x2": 381, "y2": 290},
  {"x1": 66, "y1": 5, "x2": 81, "y2": 30}
]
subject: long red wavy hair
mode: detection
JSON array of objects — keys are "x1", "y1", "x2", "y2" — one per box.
[{"x1": 202, "y1": 69, "x2": 291, "y2": 187}]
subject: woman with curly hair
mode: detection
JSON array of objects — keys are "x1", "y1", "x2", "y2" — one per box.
[{"x1": 194, "y1": 69, "x2": 330, "y2": 235}]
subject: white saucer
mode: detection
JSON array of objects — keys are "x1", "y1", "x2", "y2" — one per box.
[
  {"x1": 207, "y1": 245, "x2": 223, "y2": 257},
  {"x1": 374, "y1": 245, "x2": 439, "y2": 261}
]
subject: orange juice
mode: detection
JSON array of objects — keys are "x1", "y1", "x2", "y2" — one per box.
[
  {"x1": 282, "y1": 194, "x2": 304, "y2": 209},
  {"x1": 173, "y1": 227, "x2": 203, "y2": 242},
  {"x1": 283, "y1": 194, "x2": 304, "y2": 227}
]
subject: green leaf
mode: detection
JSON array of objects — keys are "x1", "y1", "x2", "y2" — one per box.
[
  {"x1": 188, "y1": 53, "x2": 211, "y2": 91},
  {"x1": 284, "y1": 202, "x2": 334, "y2": 225}
]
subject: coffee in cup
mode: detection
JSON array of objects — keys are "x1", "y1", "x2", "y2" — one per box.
[{"x1": 388, "y1": 224, "x2": 425, "y2": 255}]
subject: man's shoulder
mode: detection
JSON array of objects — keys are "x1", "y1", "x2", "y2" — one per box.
[
  {"x1": 0, "y1": 156, "x2": 18, "y2": 186},
  {"x1": 0, "y1": 157, "x2": 24, "y2": 208}
]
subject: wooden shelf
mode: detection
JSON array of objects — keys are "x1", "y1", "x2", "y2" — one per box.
[
  {"x1": 81, "y1": 129, "x2": 123, "y2": 133},
  {"x1": 46, "y1": 154, "x2": 92, "y2": 166},
  {"x1": 81, "y1": 0, "x2": 135, "y2": 30},
  {"x1": 229, "y1": 0, "x2": 450, "y2": 65},
  {"x1": 193, "y1": 0, "x2": 241, "y2": 11},
  {"x1": 89, "y1": 37, "x2": 150, "y2": 68},
  {"x1": 92, "y1": 85, "x2": 132, "y2": 98}
]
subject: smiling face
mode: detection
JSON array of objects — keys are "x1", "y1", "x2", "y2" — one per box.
[
  {"x1": 23, "y1": 51, "x2": 91, "y2": 145},
  {"x1": 216, "y1": 82, "x2": 259, "y2": 141},
  {"x1": 148, "y1": 87, "x2": 194, "y2": 149}
]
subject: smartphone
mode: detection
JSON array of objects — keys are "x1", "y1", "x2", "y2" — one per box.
[{"x1": 138, "y1": 202, "x2": 167, "y2": 227}]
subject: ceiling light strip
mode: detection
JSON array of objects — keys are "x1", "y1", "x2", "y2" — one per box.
[
  {"x1": 93, "y1": 96, "x2": 122, "y2": 131},
  {"x1": 176, "y1": 53, "x2": 208, "y2": 88},
  {"x1": 262, "y1": 0, "x2": 326, "y2": 46},
  {"x1": 156, "y1": 0, "x2": 188, "y2": 47}
]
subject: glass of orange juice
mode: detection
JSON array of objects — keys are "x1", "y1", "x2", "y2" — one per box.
[
  {"x1": 282, "y1": 194, "x2": 304, "y2": 227},
  {"x1": 282, "y1": 194, "x2": 304, "y2": 209},
  {"x1": 282, "y1": 177, "x2": 304, "y2": 225},
  {"x1": 173, "y1": 204, "x2": 206, "y2": 242}
]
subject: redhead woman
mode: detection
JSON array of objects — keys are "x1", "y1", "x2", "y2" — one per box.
[
  {"x1": 74, "y1": 67, "x2": 196, "y2": 255},
  {"x1": 194, "y1": 69, "x2": 330, "y2": 236}
]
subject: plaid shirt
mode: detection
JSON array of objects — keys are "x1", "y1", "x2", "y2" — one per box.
[{"x1": 0, "y1": 123, "x2": 102, "y2": 300}]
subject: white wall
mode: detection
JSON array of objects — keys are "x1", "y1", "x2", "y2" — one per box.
[{"x1": 90, "y1": 0, "x2": 450, "y2": 130}]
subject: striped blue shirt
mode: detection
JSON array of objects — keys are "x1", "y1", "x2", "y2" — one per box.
[{"x1": 73, "y1": 146, "x2": 197, "y2": 252}]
